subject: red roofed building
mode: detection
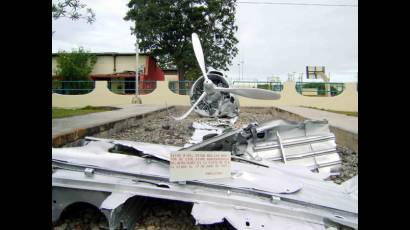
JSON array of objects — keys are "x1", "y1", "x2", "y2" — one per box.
[{"x1": 52, "y1": 53, "x2": 179, "y2": 94}]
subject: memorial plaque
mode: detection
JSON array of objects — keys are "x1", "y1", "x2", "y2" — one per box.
[{"x1": 169, "y1": 151, "x2": 231, "y2": 182}]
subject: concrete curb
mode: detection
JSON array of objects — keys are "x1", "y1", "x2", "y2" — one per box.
[{"x1": 52, "y1": 106, "x2": 173, "y2": 147}]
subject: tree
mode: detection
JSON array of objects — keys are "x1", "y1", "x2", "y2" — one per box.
[
  {"x1": 55, "y1": 47, "x2": 97, "y2": 95},
  {"x1": 124, "y1": 0, "x2": 239, "y2": 80},
  {"x1": 52, "y1": 0, "x2": 96, "y2": 24}
]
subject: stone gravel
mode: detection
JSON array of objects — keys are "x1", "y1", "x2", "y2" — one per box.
[
  {"x1": 53, "y1": 205, "x2": 108, "y2": 230},
  {"x1": 107, "y1": 106, "x2": 277, "y2": 146},
  {"x1": 333, "y1": 146, "x2": 358, "y2": 184},
  {"x1": 133, "y1": 198, "x2": 234, "y2": 230}
]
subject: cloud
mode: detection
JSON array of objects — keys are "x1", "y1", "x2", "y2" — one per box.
[
  {"x1": 52, "y1": 0, "x2": 357, "y2": 82},
  {"x1": 52, "y1": 0, "x2": 135, "y2": 52},
  {"x1": 226, "y1": 2, "x2": 358, "y2": 82}
]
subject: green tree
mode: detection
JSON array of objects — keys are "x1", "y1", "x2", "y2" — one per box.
[
  {"x1": 124, "y1": 0, "x2": 239, "y2": 80},
  {"x1": 52, "y1": 0, "x2": 96, "y2": 24},
  {"x1": 55, "y1": 47, "x2": 97, "y2": 95}
]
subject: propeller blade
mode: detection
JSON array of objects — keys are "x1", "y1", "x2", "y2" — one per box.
[
  {"x1": 214, "y1": 87, "x2": 281, "y2": 100},
  {"x1": 192, "y1": 33, "x2": 208, "y2": 80},
  {"x1": 171, "y1": 92, "x2": 207, "y2": 120}
]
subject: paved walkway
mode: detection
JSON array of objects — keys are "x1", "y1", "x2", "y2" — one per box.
[
  {"x1": 52, "y1": 104, "x2": 169, "y2": 138},
  {"x1": 275, "y1": 105, "x2": 358, "y2": 134}
]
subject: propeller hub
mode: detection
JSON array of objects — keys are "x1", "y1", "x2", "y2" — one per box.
[{"x1": 203, "y1": 79, "x2": 216, "y2": 94}]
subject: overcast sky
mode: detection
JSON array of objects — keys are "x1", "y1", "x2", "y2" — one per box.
[{"x1": 52, "y1": 0, "x2": 358, "y2": 82}]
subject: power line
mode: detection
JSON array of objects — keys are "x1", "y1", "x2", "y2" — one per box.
[{"x1": 237, "y1": 1, "x2": 358, "y2": 7}]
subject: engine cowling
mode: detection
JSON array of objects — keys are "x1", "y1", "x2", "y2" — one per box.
[{"x1": 189, "y1": 70, "x2": 239, "y2": 118}]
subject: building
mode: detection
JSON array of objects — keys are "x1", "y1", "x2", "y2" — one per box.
[{"x1": 52, "y1": 52, "x2": 179, "y2": 94}]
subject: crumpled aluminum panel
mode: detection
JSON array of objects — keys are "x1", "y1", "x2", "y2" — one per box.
[
  {"x1": 183, "y1": 119, "x2": 340, "y2": 174},
  {"x1": 85, "y1": 136, "x2": 180, "y2": 161},
  {"x1": 246, "y1": 120, "x2": 341, "y2": 174},
  {"x1": 52, "y1": 141, "x2": 301, "y2": 194},
  {"x1": 52, "y1": 138, "x2": 357, "y2": 213},
  {"x1": 184, "y1": 122, "x2": 225, "y2": 147},
  {"x1": 342, "y1": 175, "x2": 358, "y2": 200}
]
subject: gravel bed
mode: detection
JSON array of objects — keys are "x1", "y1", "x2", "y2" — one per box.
[
  {"x1": 333, "y1": 146, "x2": 358, "y2": 184},
  {"x1": 133, "y1": 198, "x2": 234, "y2": 230},
  {"x1": 53, "y1": 204, "x2": 108, "y2": 230},
  {"x1": 53, "y1": 198, "x2": 234, "y2": 230},
  {"x1": 107, "y1": 106, "x2": 277, "y2": 146}
]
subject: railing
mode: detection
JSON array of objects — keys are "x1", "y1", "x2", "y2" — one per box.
[
  {"x1": 52, "y1": 80, "x2": 157, "y2": 95},
  {"x1": 169, "y1": 81, "x2": 195, "y2": 95},
  {"x1": 168, "y1": 80, "x2": 283, "y2": 95},
  {"x1": 108, "y1": 80, "x2": 156, "y2": 95},
  {"x1": 232, "y1": 81, "x2": 284, "y2": 91},
  {"x1": 52, "y1": 80, "x2": 346, "y2": 97},
  {"x1": 52, "y1": 81, "x2": 95, "y2": 95},
  {"x1": 295, "y1": 82, "x2": 345, "y2": 97}
]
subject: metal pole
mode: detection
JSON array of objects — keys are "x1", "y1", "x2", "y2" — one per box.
[
  {"x1": 135, "y1": 5, "x2": 139, "y2": 97},
  {"x1": 135, "y1": 41, "x2": 139, "y2": 96}
]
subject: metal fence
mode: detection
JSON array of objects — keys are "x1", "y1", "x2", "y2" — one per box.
[
  {"x1": 169, "y1": 80, "x2": 284, "y2": 95},
  {"x1": 295, "y1": 82, "x2": 345, "y2": 97},
  {"x1": 52, "y1": 80, "x2": 346, "y2": 97},
  {"x1": 168, "y1": 81, "x2": 195, "y2": 95},
  {"x1": 52, "y1": 81, "x2": 95, "y2": 95},
  {"x1": 107, "y1": 80, "x2": 156, "y2": 95},
  {"x1": 52, "y1": 80, "x2": 157, "y2": 95},
  {"x1": 232, "y1": 81, "x2": 284, "y2": 91}
]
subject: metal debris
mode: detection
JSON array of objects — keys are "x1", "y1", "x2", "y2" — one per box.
[
  {"x1": 183, "y1": 119, "x2": 341, "y2": 176},
  {"x1": 52, "y1": 132, "x2": 357, "y2": 229}
]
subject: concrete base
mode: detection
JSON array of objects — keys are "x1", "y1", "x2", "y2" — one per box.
[
  {"x1": 52, "y1": 104, "x2": 173, "y2": 147},
  {"x1": 132, "y1": 96, "x2": 142, "y2": 104}
]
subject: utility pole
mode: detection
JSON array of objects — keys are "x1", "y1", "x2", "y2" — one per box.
[
  {"x1": 135, "y1": 42, "x2": 139, "y2": 96},
  {"x1": 133, "y1": 4, "x2": 141, "y2": 104}
]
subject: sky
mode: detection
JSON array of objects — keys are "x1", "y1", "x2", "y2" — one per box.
[{"x1": 52, "y1": 0, "x2": 358, "y2": 82}]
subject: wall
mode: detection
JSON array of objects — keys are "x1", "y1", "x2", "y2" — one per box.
[
  {"x1": 237, "y1": 81, "x2": 358, "y2": 112},
  {"x1": 52, "y1": 80, "x2": 358, "y2": 112},
  {"x1": 52, "y1": 55, "x2": 148, "y2": 76},
  {"x1": 52, "y1": 81, "x2": 134, "y2": 108},
  {"x1": 116, "y1": 55, "x2": 147, "y2": 73},
  {"x1": 143, "y1": 56, "x2": 164, "y2": 81},
  {"x1": 91, "y1": 56, "x2": 115, "y2": 74}
]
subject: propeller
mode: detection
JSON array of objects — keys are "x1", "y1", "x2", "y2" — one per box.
[
  {"x1": 213, "y1": 87, "x2": 281, "y2": 100},
  {"x1": 192, "y1": 33, "x2": 208, "y2": 81},
  {"x1": 172, "y1": 92, "x2": 207, "y2": 121},
  {"x1": 172, "y1": 33, "x2": 281, "y2": 120}
]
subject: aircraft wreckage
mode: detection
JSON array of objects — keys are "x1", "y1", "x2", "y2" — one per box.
[{"x1": 52, "y1": 33, "x2": 357, "y2": 230}]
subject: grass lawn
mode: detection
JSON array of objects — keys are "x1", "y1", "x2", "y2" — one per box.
[
  {"x1": 304, "y1": 106, "x2": 358, "y2": 117},
  {"x1": 52, "y1": 106, "x2": 114, "y2": 119}
]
